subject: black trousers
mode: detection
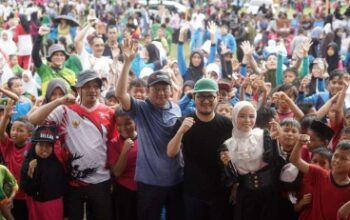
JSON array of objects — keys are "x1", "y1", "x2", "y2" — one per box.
[
  {"x1": 67, "y1": 180, "x2": 112, "y2": 220},
  {"x1": 112, "y1": 183, "x2": 137, "y2": 220},
  {"x1": 137, "y1": 182, "x2": 184, "y2": 220},
  {"x1": 12, "y1": 199, "x2": 28, "y2": 220}
]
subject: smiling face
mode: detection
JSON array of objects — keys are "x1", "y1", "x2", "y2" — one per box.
[
  {"x1": 78, "y1": 80, "x2": 101, "y2": 108},
  {"x1": 236, "y1": 106, "x2": 256, "y2": 132},
  {"x1": 147, "y1": 83, "x2": 171, "y2": 107},
  {"x1": 50, "y1": 51, "x2": 66, "y2": 68},
  {"x1": 10, "y1": 121, "x2": 30, "y2": 145},
  {"x1": 331, "y1": 149, "x2": 350, "y2": 174},
  {"x1": 35, "y1": 141, "x2": 53, "y2": 159},
  {"x1": 191, "y1": 53, "x2": 202, "y2": 67},
  {"x1": 91, "y1": 37, "x2": 105, "y2": 58},
  {"x1": 278, "y1": 125, "x2": 299, "y2": 152},
  {"x1": 194, "y1": 92, "x2": 218, "y2": 116}
]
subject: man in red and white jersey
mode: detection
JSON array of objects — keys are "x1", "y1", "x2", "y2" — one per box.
[{"x1": 28, "y1": 69, "x2": 118, "y2": 220}]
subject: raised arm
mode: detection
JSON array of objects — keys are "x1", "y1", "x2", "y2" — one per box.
[
  {"x1": 32, "y1": 26, "x2": 50, "y2": 68},
  {"x1": 315, "y1": 93, "x2": 338, "y2": 119},
  {"x1": 115, "y1": 38, "x2": 138, "y2": 111},
  {"x1": 333, "y1": 81, "x2": 348, "y2": 126},
  {"x1": 0, "y1": 100, "x2": 14, "y2": 143},
  {"x1": 177, "y1": 24, "x2": 190, "y2": 76},
  {"x1": 278, "y1": 92, "x2": 304, "y2": 120},
  {"x1": 207, "y1": 21, "x2": 217, "y2": 65},
  {"x1": 27, "y1": 94, "x2": 76, "y2": 125},
  {"x1": 74, "y1": 22, "x2": 95, "y2": 55},
  {"x1": 241, "y1": 41, "x2": 259, "y2": 74},
  {"x1": 290, "y1": 134, "x2": 310, "y2": 174}
]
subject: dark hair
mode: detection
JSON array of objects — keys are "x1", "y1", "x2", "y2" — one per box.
[
  {"x1": 128, "y1": 79, "x2": 147, "y2": 90},
  {"x1": 336, "y1": 140, "x2": 350, "y2": 152},
  {"x1": 14, "y1": 117, "x2": 34, "y2": 132},
  {"x1": 107, "y1": 24, "x2": 117, "y2": 31},
  {"x1": 19, "y1": 14, "x2": 30, "y2": 33},
  {"x1": 277, "y1": 84, "x2": 298, "y2": 100},
  {"x1": 58, "y1": 36, "x2": 67, "y2": 49},
  {"x1": 256, "y1": 107, "x2": 277, "y2": 129},
  {"x1": 280, "y1": 118, "x2": 301, "y2": 131},
  {"x1": 114, "y1": 107, "x2": 129, "y2": 118},
  {"x1": 7, "y1": 76, "x2": 21, "y2": 88},
  {"x1": 312, "y1": 147, "x2": 333, "y2": 163},
  {"x1": 9, "y1": 54, "x2": 17, "y2": 59},
  {"x1": 329, "y1": 69, "x2": 345, "y2": 81},
  {"x1": 300, "y1": 114, "x2": 317, "y2": 133},
  {"x1": 283, "y1": 68, "x2": 298, "y2": 77},
  {"x1": 299, "y1": 103, "x2": 315, "y2": 115}
]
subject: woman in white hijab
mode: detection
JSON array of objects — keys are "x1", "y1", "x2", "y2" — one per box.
[
  {"x1": 0, "y1": 30, "x2": 17, "y2": 56},
  {"x1": 22, "y1": 70, "x2": 40, "y2": 97},
  {"x1": 221, "y1": 101, "x2": 284, "y2": 220}
]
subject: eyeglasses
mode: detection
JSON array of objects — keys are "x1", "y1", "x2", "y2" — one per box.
[{"x1": 195, "y1": 95, "x2": 217, "y2": 102}]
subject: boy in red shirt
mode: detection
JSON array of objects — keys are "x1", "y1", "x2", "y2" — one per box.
[
  {"x1": 107, "y1": 108, "x2": 138, "y2": 220},
  {"x1": 0, "y1": 99, "x2": 33, "y2": 219},
  {"x1": 290, "y1": 134, "x2": 350, "y2": 220}
]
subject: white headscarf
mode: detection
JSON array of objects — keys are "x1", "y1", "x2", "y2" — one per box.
[
  {"x1": 0, "y1": 30, "x2": 17, "y2": 56},
  {"x1": 22, "y1": 71, "x2": 40, "y2": 97},
  {"x1": 229, "y1": 101, "x2": 266, "y2": 174}
]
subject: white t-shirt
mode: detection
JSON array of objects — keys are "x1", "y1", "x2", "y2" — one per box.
[{"x1": 79, "y1": 48, "x2": 113, "y2": 80}]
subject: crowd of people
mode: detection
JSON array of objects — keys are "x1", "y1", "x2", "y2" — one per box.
[{"x1": 0, "y1": 0, "x2": 350, "y2": 220}]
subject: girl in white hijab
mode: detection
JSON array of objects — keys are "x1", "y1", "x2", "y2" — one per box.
[
  {"x1": 0, "y1": 30, "x2": 17, "y2": 56},
  {"x1": 221, "y1": 101, "x2": 284, "y2": 220},
  {"x1": 22, "y1": 70, "x2": 40, "y2": 97}
]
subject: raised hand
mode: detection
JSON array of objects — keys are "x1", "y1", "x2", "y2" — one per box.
[
  {"x1": 122, "y1": 38, "x2": 138, "y2": 62},
  {"x1": 269, "y1": 120, "x2": 281, "y2": 140},
  {"x1": 207, "y1": 21, "x2": 217, "y2": 36},
  {"x1": 301, "y1": 38, "x2": 313, "y2": 57},
  {"x1": 38, "y1": 26, "x2": 51, "y2": 36},
  {"x1": 4, "y1": 99, "x2": 15, "y2": 117},
  {"x1": 240, "y1": 41, "x2": 254, "y2": 57}
]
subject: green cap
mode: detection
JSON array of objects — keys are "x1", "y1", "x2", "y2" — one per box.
[{"x1": 193, "y1": 78, "x2": 218, "y2": 93}]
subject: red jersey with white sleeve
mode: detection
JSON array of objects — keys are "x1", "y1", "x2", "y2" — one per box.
[{"x1": 47, "y1": 103, "x2": 118, "y2": 185}]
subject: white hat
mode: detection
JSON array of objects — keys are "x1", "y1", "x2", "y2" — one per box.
[{"x1": 206, "y1": 63, "x2": 222, "y2": 79}]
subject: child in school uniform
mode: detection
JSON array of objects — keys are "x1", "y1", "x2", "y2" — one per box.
[
  {"x1": 20, "y1": 125, "x2": 67, "y2": 220},
  {"x1": 0, "y1": 100, "x2": 33, "y2": 219},
  {"x1": 107, "y1": 108, "x2": 138, "y2": 220},
  {"x1": 290, "y1": 135, "x2": 350, "y2": 220}
]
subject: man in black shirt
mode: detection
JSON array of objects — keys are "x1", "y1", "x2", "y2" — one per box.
[{"x1": 167, "y1": 78, "x2": 233, "y2": 220}]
